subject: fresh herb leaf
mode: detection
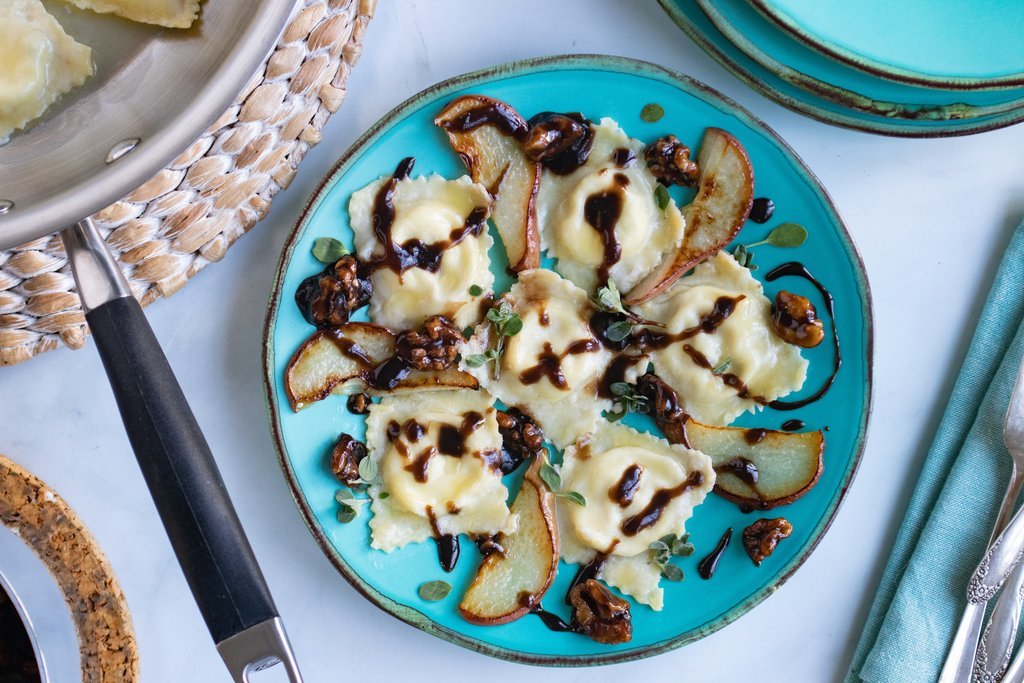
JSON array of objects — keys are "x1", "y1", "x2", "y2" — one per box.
[
  {"x1": 503, "y1": 315, "x2": 523, "y2": 337},
  {"x1": 357, "y1": 456, "x2": 379, "y2": 484},
  {"x1": 672, "y1": 536, "x2": 695, "y2": 557},
  {"x1": 464, "y1": 354, "x2": 488, "y2": 368},
  {"x1": 556, "y1": 491, "x2": 587, "y2": 506},
  {"x1": 336, "y1": 504, "x2": 357, "y2": 524},
  {"x1": 661, "y1": 563, "x2": 685, "y2": 582},
  {"x1": 312, "y1": 237, "x2": 348, "y2": 264},
  {"x1": 468, "y1": 284, "x2": 484, "y2": 296},
  {"x1": 609, "y1": 382, "x2": 648, "y2": 418},
  {"x1": 605, "y1": 320, "x2": 633, "y2": 343},
  {"x1": 379, "y1": 491, "x2": 390, "y2": 500},
  {"x1": 649, "y1": 540, "x2": 670, "y2": 553},
  {"x1": 640, "y1": 102, "x2": 665, "y2": 123},
  {"x1": 611, "y1": 382, "x2": 633, "y2": 396},
  {"x1": 732, "y1": 243, "x2": 758, "y2": 271},
  {"x1": 654, "y1": 184, "x2": 670, "y2": 211},
  {"x1": 596, "y1": 280, "x2": 625, "y2": 313},
  {"x1": 712, "y1": 357, "x2": 732, "y2": 375},
  {"x1": 418, "y1": 580, "x2": 452, "y2": 601},
  {"x1": 334, "y1": 489, "x2": 368, "y2": 508},
  {"x1": 539, "y1": 462, "x2": 562, "y2": 492},
  {"x1": 463, "y1": 326, "x2": 475, "y2": 338},
  {"x1": 606, "y1": 407, "x2": 627, "y2": 422},
  {"x1": 743, "y1": 222, "x2": 808, "y2": 249}
]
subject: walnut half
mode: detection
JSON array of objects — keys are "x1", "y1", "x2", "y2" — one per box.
[
  {"x1": 771, "y1": 291, "x2": 824, "y2": 348},
  {"x1": 329, "y1": 434, "x2": 367, "y2": 487},
  {"x1": 395, "y1": 316, "x2": 465, "y2": 371},
  {"x1": 644, "y1": 134, "x2": 700, "y2": 187},
  {"x1": 742, "y1": 518, "x2": 793, "y2": 566},
  {"x1": 569, "y1": 579, "x2": 632, "y2": 644}
]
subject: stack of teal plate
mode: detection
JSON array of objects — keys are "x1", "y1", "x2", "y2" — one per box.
[{"x1": 659, "y1": 0, "x2": 1024, "y2": 137}]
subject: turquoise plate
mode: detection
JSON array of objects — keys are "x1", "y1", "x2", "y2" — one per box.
[
  {"x1": 752, "y1": 0, "x2": 1024, "y2": 90},
  {"x1": 698, "y1": 0, "x2": 1024, "y2": 121},
  {"x1": 263, "y1": 55, "x2": 872, "y2": 665},
  {"x1": 659, "y1": 0, "x2": 1024, "y2": 137}
]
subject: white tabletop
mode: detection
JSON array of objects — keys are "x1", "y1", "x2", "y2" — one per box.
[{"x1": 4, "y1": 1, "x2": 1024, "y2": 681}]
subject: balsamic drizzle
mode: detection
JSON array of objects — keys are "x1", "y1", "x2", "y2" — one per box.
[
  {"x1": 697, "y1": 528, "x2": 733, "y2": 579},
  {"x1": 765, "y1": 262, "x2": 841, "y2": 410}
]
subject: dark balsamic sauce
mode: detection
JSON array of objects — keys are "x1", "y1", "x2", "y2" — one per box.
[
  {"x1": 565, "y1": 554, "x2": 607, "y2": 605},
  {"x1": 765, "y1": 262, "x2": 841, "y2": 410},
  {"x1": 520, "y1": 339, "x2": 601, "y2": 389},
  {"x1": 621, "y1": 471, "x2": 705, "y2": 536},
  {"x1": 748, "y1": 197, "x2": 775, "y2": 224},
  {"x1": 474, "y1": 535, "x2": 505, "y2": 557},
  {"x1": 589, "y1": 310, "x2": 632, "y2": 352},
  {"x1": 438, "y1": 101, "x2": 529, "y2": 141},
  {"x1": 368, "y1": 355, "x2": 413, "y2": 391},
  {"x1": 610, "y1": 465, "x2": 643, "y2": 507},
  {"x1": 612, "y1": 147, "x2": 636, "y2": 168},
  {"x1": 346, "y1": 393, "x2": 371, "y2": 415},
  {"x1": 519, "y1": 592, "x2": 576, "y2": 632},
  {"x1": 426, "y1": 508, "x2": 459, "y2": 572},
  {"x1": 744, "y1": 428, "x2": 768, "y2": 445},
  {"x1": 404, "y1": 447, "x2": 435, "y2": 483},
  {"x1": 715, "y1": 457, "x2": 759, "y2": 487},
  {"x1": 525, "y1": 112, "x2": 594, "y2": 175},
  {"x1": 636, "y1": 296, "x2": 745, "y2": 351},
  {"x1": 636, "y1": 373, "x2": 690, "y2": 446},
  {"x1": 697, "y1": 528, "x2": 733, "y2": 579},
  {"x1": 598, "y1": 354, "x2": 642, "y2": 398},
  {"x1": 583, "y1": 174, "x2": 629, "y2": 286},
  {"x1": 781, "y1": 419, "x2": 805, "y2": 432},
  {"x1": 682, "y1": 345, "x2": 770, "y2": 405},
  {"x1": 437, "y1": 411, "x2": 484, "y2": 456}
]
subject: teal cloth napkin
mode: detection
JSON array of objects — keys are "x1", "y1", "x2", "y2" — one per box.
[{"x1": 848, "y1": 221, "x2": 1024, "y2": 682}]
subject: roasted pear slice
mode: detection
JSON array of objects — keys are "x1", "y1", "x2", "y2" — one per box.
[
  {"x1": 625, "y1": 128, "x2": 754, "y2": 305},
  {"x1": 284, "y1": 322, "x2": 478, "y2": 411},
  {"x1": 435, "y1": 95, "x2": 542, "y2": 272},
  {"x1": 459, "y1": 457, "x2": 559, "y2": 625},
  {"x1": 684, "y1": 418, "x2": 823, "y2": 510}
]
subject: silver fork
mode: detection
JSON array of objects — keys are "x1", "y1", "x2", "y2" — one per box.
[{"x1": 939, "y1": 356, "x2": 1024, "y2": 683}]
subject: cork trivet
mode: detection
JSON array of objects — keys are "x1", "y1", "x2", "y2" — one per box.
[
  {"x1": 0, "y1": 454, "x2": 138, "y2": 682},
  {"x1": 0, "y1": 0, "x2": 376, "y2": 365}
]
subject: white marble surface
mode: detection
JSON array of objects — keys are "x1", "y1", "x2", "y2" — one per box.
[{"x1": 4, "y1": 1, "x2": 1024, "y2": 681}]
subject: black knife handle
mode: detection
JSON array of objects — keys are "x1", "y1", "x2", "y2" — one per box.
[{"x1": 86, "y1": 296, "x2": 277, "y2": 644}]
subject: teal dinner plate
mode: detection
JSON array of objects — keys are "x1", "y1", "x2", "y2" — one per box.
[
  {"x1": 699, "y1": 0, "x2": 1024, "y2": 121},
  {"x1": 263, "y1": 55, "x2": 872, "y2": 665},
  {"x1": 659, "y1": 0, "x2": 1024, "y2": 137},
  {"x1": 751, "y1": 0, "x2": 1024, "y2": 90}
]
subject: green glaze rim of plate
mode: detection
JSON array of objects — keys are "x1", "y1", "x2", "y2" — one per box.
[
  {"x1": 749, "y1": 0, "x2": 1024, "y2": 91},
  {"x1": 262, "y1": 54, "x2": 874, "y2": 666},
  {"x1": 658, "y1": 0, "x2": 1024, "y2": 138},
  {"x1": 697, "y1": 0, "x2": 1024, "y2": 122}
]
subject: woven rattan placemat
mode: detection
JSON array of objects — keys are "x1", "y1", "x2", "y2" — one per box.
[
  {"x1": 0, "y1": 0, "x2": 376, "y2": 366},
  {"x1": 0, "y1": 454, "x2": 137, "y2": 681}
]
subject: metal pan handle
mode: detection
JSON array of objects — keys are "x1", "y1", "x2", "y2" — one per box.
[{"x1": 62, "y1": 218, "x2": 302, "y2": 681}]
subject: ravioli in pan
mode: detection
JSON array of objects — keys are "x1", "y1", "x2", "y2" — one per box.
[
  {"x1": 459, "y1": 268, "x2": 646, "y2": 448},
  {"x1": 637, "y1": 251, "x2": 808, "y2": 425},
  {"x1": 539, "y1": 118, "x2": 686, "y2": 295},
  {"x1": 365, "y1": 390, "x2": 517, "y2": 552},
  {"x1": 557, "y1": 423, "x2": 715, "y2": 610},
  {"x1": 349, "y1": 159, "x2": 495, "y2": 331}
]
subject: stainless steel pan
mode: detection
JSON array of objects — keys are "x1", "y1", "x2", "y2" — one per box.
[{"x1": 0, "y1": 2, "x2": 304, "y2": 680}]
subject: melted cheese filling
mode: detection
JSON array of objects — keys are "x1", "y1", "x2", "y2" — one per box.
[
  {"x1": 350, "y1": 174, "x2": 494, "y2": 331},
  {"x1": 460, "y1": 269, "x2": 644, "y2": 448},
  {"x1": 366, "y1": 390, "x2": 515, "y2": 551},
  {"x1": 539, "y1": 118, "x2": 686, "y2": 294},
  {"x1": 557, "y1": 423, "x2": 715, "y2": 610},
  {"x1": 59, "y1": 0, "x2": 201, "y2": 28},
  {"x1": 1, "y1": 0, "x2": 92, "y2": 144},
  {"x1": 638, "y1": 252, "x2": 808, "y2": 425}
]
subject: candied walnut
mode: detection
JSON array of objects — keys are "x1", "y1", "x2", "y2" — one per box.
[
  {"x1": 395, "y1": 316, "x2": 465, "y2": 371},
  {"x1": 569, "y1": 579, "x2": 632, "y2": 644},
  {"x1": 636, "y1": 373, "x2": 689, "y2": 446},
  {"x1": 329, "y1": 433, "x2": 367, "y2": 486},
  {"x1": 772, "y1": 291, "x2": 825, "y2": 348},
  {"x1": 523, "y1": 112, "x2": 594, "y2": 174},
  {"x1": 295, "y1": 254, "x2": 372, "y2": 327},
  {"x1": 495, "y1": 407, "x2": 545, "y2": 474},
  {"x1": 644, "y1": 134, "x2": 699, "y2": 187},
  {"x1": 742, "y1": 517, "x2": 793, "y2": 566}
]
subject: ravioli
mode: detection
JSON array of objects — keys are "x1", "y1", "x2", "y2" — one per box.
[
  {"x1": 538, "y1": 118, "x2": 686, "y2": 294},
  {"x1": 557, "y1": 423, "x2": 715, "y2": 610},
  {"x1": 365, "y1": 390, "x2": 517, "y2": 551},
  {"x1": 350, "y1": 173, "x2": 494, "y2": 331},
  {"x1": 0, "y1": 0, "x2": 92, "y2": 144},
  {"x1": 58, "y1": 0, "x2": 201, "y2": 27},
  {"x1": 459, "y1": 269, "x2": 645, "y2": 448},
  {"x1": 637, "y1": 252, "x2": 808, "y2": 425}
]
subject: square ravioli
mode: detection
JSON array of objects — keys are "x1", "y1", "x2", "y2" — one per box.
[
  {"x1": 365, "y1": 389, "x2": 517, "y2": 551},
  {"x1": 637, "y1": 251, "x2": 808, "y2": 425},
  {"x1": 459, "y1": 268, "x2": 646, "y2": 448},
  {"x1": 538, "y1": 118, "x2": 686, "y2": 294},
  {"x1": 1, "y1": 0, "x2": 92, "y2": 144},
  {"x1": 556, "y1": 422, "x2": 715, "y2": 610},
  {"x1": 59, "y1": 0, "x2": 200, "y2": 27},
  {"x1": 349, "y1": 166, "x2": 495, "y2": 331}
]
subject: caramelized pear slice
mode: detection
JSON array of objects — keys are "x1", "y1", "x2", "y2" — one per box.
[
  {"x1": 684, "y1": 418, "x2": 823, "y2": 510},
  {"x1": 625, "y1": 128, "x2": 754, "y2": 305},
  {"x1": 435, "y1": 95, "x2": 542, "y2": 272},
  {"x1": 459, "y1": 457, "x2": 559, "y2": 625},
  {"x1": 284, "y1": 322, "x2": 477, "y2": 411}
]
